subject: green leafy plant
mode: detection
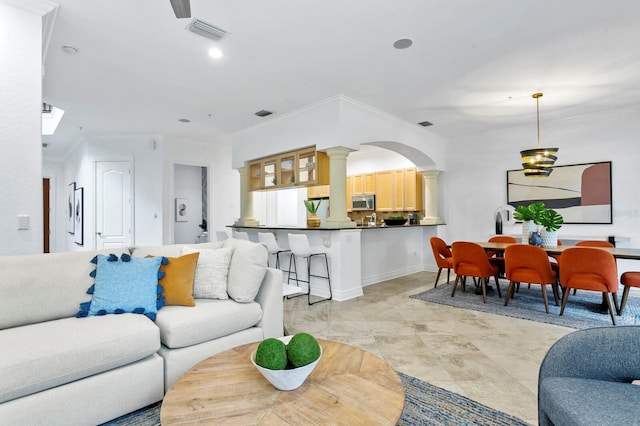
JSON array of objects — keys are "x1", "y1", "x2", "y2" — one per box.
[
  {"x1": 303, "y1": 199, "x2": 321, "y2": 214},
  {"x1": 388, "y1": 215, "x2": 405, "y2": 220},
  {"x1": 538, "y1": 208, "x2": 564, "y2": 232},
  {"x1": 513, "y1": 202, "x2": 545, "y2": 223}
]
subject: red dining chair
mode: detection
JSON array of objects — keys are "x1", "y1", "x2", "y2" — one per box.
[
  {"x1": 504, "y1": 244, "x2": 559, "y2": 313},
  {"x1": 559, "y1": 247, "x2": 619, "y2": 325},
  {"x1": 451, "y1": 242, "x2": 501, "y2": 303},
  {"x1": 570, "y1": 240, "x2": 615, "y2": 295},
  {"x1": 576, "y1": 240, "x2": 614, "y2": 248},
  {"x1": 619, "y1": 272, "x2": 640, "y2": 315},
  {"x1": 487, "y1": 236, "x2": 517, "y2": 278},
  {"x1": 429, "y1": 237, "x2": 454, "y2": 288}
]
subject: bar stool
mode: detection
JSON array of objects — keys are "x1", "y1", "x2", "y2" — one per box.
[
  {"x1": 287, "y1": 233, "x2": 332, "y2": 305},
  {"x1": 258, "y1": 232, "x2": 290, "y2": 269},
  {"x1": 234, "y1": 231, "x2": 249, "y2": 240}
]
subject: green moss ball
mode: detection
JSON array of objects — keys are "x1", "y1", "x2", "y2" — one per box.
[
  {"x1": 255, "y1": 338, "x2": 288, "y2": 370},
  {"x1": 286, "y1": 333, "x2": 321, "y2": 368}
]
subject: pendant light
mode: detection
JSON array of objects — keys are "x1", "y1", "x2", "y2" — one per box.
[{"x1": 520, "y1": 93, "x2": 558, "y2": 177}]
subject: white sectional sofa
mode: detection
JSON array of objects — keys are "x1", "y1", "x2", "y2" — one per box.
[{"x1": 0, "y1": 239, "x2": 283, "y2": 426}]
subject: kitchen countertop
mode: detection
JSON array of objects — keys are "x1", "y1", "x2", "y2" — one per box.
[{"x1": 229, "y1": 223, "x2": 443, "y2": 231}]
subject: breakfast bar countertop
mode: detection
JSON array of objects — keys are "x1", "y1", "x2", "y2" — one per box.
[{"x1": 229, "y1": 223, "x2": 443, "y2": 231}]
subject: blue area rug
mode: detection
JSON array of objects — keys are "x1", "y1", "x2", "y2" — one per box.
[
  {"x1": 411, "y1": 280, "x2": 640, "y2": 329},
  {"x1": 102, "y1": 372, "x2": 527, "y2": 425}
]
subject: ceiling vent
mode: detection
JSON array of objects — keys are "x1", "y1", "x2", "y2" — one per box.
[
  {"x1": 255, "y1": 110, "x2": 274, "y2": 117},
  {"x1": 418, "y1": 120, "x2": 433, "y2": 127},
  {"x1": 186, "y1": 18, "x2": 227, "y2": 41}
]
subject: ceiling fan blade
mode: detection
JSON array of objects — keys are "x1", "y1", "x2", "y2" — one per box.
[{"x1": 170, "y1": 0, "x2": 191, "y2": 19}]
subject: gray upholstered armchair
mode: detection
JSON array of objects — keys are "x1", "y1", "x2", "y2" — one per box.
[{"x1": 538, "y1": 326, "x2": 640, "y2": 425}]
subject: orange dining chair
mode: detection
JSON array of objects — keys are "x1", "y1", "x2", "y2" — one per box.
[
  {"x1": 575, "y1": 240, "x2": 614, "y2": 248},
  {"x1": 487, "y1": 236, "x2": 517, "y2": 278},
  {"x1": 451, "y1": 242, "x2": 501, "y2": 303},
  {"x1": 429, "y1": 237, "x2": 454, "y2": 288},
  {"x1": 619, "y1": 272, "x2": 640, "y2": 315},
  {"x1": 569, "y1": 240, "x2": 615, "y2": 295},
  {"x1": 504, "y1": 244, "x2": 559, "y2": 313},
  {"x1": 559, "y1": 247, "x2": 619, "y2": 325}
]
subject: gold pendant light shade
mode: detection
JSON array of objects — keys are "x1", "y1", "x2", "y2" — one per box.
[{"x1": 520, "y1": 93, "x2": 558, "y2": 177}]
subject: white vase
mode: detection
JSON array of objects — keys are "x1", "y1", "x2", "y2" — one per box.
[
  {"x1": 540, "y1": 229, "x2": 558, "y2": 248},
  {"x1": 522, "y1": 220, "x2": 538, "y2": 243}
]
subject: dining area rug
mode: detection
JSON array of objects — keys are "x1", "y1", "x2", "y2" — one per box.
[
  {"x1": 102, "y1": 371, "x2": 528, "y2": 425},
  {"x1": 411, "y1": 280, "x2": 640, "y2": 329}
]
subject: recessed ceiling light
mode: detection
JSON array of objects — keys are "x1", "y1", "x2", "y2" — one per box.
[
  {"x1": 418, "y1": 120, "x2": 433, "y2": 127},
  {"x1": 393, "y1": 38, "x2": 413, "y2": 49},
  {"x1": 178, "y1": 118, "x2": 191, "y2": 123},
  {"x1": 62, "y1": 44, "x2": 79, "y2": 54},
  {"x1": 208, "y1": 47, "x2": 223, "y2": 59},
  {"x1": 255, "y1": 110, "x2": 273, "y2": 117}
]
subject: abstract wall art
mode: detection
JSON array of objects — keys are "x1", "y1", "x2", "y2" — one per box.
[
  {"x1": 507, "y1": 161, "x2": 612, "y2": 224},
  {"x1": 74, "y1": 187, "x2": 84, "y2": 245},
  {"x1": 67, "y1": 182, "x2": 75, "y2": 234},
  {"x1": 175, "y1": 198, "x2": 188, "y2": 222}
]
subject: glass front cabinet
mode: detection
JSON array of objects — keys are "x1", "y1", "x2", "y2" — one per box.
[{"x1": 247, "y1": 147, "x2": 329, "y2": 191}]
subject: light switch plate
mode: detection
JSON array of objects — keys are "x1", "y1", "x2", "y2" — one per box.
[{"x1": 17, "y1": 215, "x2": 30, "y2": 230}]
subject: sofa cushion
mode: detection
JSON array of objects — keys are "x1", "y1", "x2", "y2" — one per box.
[
  {"x1": 223, "y1": 238, "x2": 268, "y2": 303},
  {"x1": 77, "y1": 254, "x2": 165, "y2": 320},
  {"x1": 540, "y1": 377, "x2": 640, "y2": 425},
  {"x1": 0, "y1": 314, "x2": 160, "y2": 404},
  {"x1": 158, "y1": 252, "x2": 199, "y2": 306},
  {"x1": 131, "y1": 242, "x2": 224, "y2": 259},
  {"x1": 0, "y1": 249, "x2": 129, "y2": 330},
  {"x1": 155, "y1": 299, "x2": 263, "y2": 348},
  {"x1": 181, "y1": 246, "x2": 234, "y2": 299}
]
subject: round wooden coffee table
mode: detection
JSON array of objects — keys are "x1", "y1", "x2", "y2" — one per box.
[{"x1": 160, "y1": 339, "x2": 405, "y2": 425}]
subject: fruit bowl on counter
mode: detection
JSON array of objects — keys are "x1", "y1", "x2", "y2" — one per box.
[{"x1": 383, "y1": 217, "x2": 407, "y2": 226}]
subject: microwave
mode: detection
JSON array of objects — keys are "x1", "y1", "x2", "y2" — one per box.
[{"x1": 352, "y1": 194, "x2": 375, "y2": 211}]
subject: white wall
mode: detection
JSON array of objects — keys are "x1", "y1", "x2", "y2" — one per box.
[
  {"x1": 347, "y1": 145, "x2": 415, "y2": 175},
  {"x1": 0, "y1": 3, "x2": 44, "y2": 255},
  {"x1": 173, "y1": 164, "x2": 204, "y2": 244},
  {"x1": 163, "y1": 136, "x2": 238, "y2": 244},
  {"x1": 232, "y1": 95, "x2": 445, "y2": 171},
  {"x1": 441, "y1": 106, "x2": 640, "y2": 274},
  {"x1": 49, "y1": 135, "x2": 164, "y2": 251}
]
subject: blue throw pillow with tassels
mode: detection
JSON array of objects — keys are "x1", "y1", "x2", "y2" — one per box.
[{"x1": 76, "y1": 253, "x2": 167, "y2": 320}]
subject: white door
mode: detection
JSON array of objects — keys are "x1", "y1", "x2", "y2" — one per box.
[{"x1": 96, "y1": 161, "x2": 132, "y2": 250}]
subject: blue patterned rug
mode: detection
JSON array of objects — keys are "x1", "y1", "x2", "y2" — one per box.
[
  {"x1": 411, "y1": 280, "x2": 640, "y2": 329},
  {"x1": 102, "y1": 372, "x2": 527, "y2": 425}
]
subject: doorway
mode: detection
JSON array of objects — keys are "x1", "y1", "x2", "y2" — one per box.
[
  {"x1": 95, "y1": 161, "x2": 133, "y2": 249},
  {"x1": 42, "y1": 178, "x2": 50, "y2": 253},
  {"x1": 173, "y1": 164, "x2": 208, "y2": 244}
]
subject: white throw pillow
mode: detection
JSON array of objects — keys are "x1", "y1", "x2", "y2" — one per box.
[
  {"x1": 222, "y1": 238, "x2": 268, "y2": 303},
  {"x1": 181, "y1": 247, "x2": 234, "y2": 299}
]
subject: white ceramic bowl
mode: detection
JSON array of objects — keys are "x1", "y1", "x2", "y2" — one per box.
[{"x1": 251, "y1": 335, "x2": 322, "y2": 391}]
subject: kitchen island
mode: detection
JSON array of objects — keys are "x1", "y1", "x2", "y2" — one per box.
[{"x1": 230, "y1": 224, "x2": 441, "y2": 301}]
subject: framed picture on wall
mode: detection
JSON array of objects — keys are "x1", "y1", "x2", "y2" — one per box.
[
  {"x1": 67, "y1": 182, "x2": 75, "y2": 234},
  {"x1": 74, "y1": 187, "x2": 84, "y2": 245},
  {"x1": 507, "y1": 161, "x2": 612, "y2": 224},
  {"x1": 175, "y1": 198, "x2": 188, "y2": 222}
]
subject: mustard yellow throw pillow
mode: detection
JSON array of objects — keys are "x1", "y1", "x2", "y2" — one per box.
[{"x1": 160, "y1": 252, "x2": 199, "y2": 306}]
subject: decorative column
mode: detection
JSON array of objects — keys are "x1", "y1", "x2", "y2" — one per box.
[
  {"x1": 234, "y1": 167, "x2": 259, "y2": 227},
  {"x1": 325, "y1": 147, "x2": 356, "y2": 228},
  {"x1": 420, "y1": 170, "x2": 444, "y2": 225}
]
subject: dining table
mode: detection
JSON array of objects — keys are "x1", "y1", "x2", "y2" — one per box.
[{"x1": 474, "y1": 241, "x2": 640, "y2": 260}]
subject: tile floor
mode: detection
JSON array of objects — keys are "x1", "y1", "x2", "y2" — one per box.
[{"x1": 283, "y1": 271, "x2": 573, "y2": 425}]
